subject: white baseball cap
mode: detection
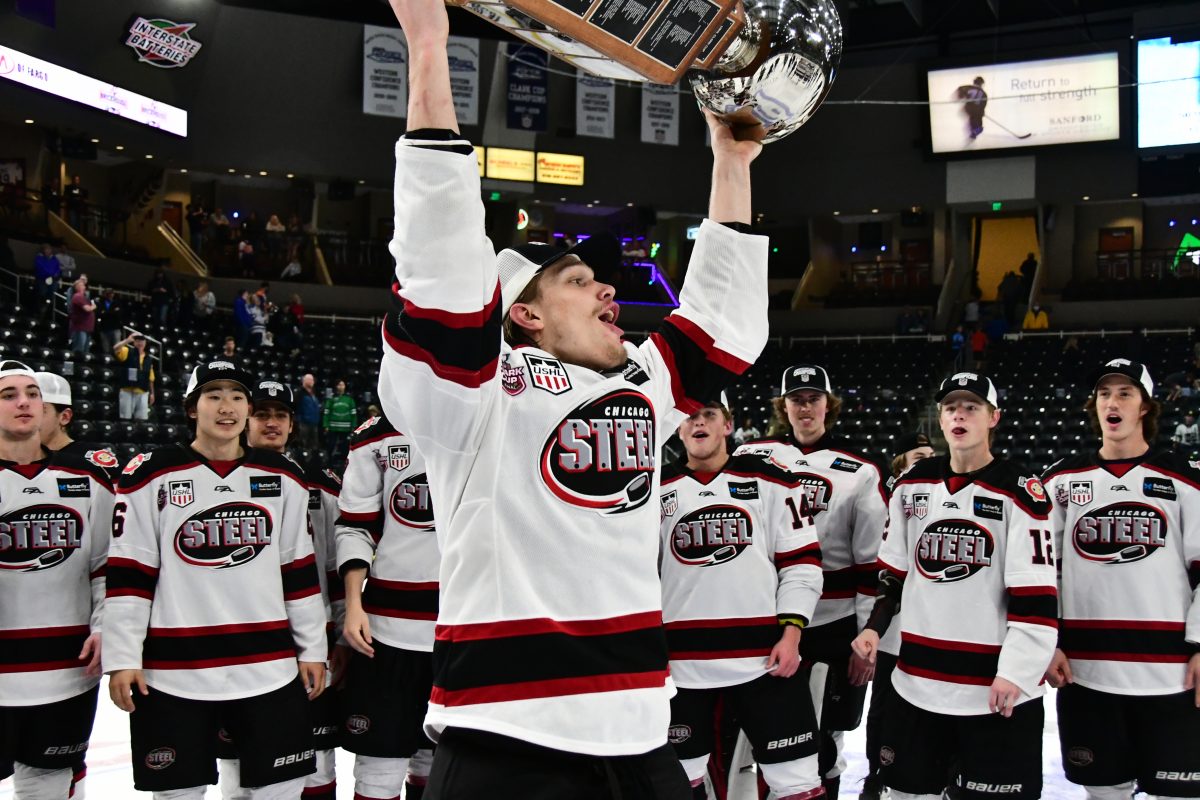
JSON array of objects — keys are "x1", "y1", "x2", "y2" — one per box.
[
  {"x1": 1088, "y1": 359, "x2": 1154, "y2": 398},
  {"x1": 935, "y1": 372, "x2": 1000, "y2": 408},
  {"x1": 35, "y1": 372, "x2": 72, "y2": 406},
  {"x1": 498, "y1": 234, "x2": 620, "y2": 315}
]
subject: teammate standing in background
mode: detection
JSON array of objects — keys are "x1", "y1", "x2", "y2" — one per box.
[
  {"x1": 660, "y1": 400, "x2": 824, "y2": 800},
  {"x1": 376, "y1": 0, "x2": 767, "y2": 794},
  {"x1": 860, "y1": 431, "x2": 936, "y2": 800},
  {"x1": 336, "y1": 413, "x2": 438, "y2": 800},
  {"x1": 1043, "y1": 359, "x2": 1200, "y2": 800},
  {"x1": 35, "y1": 371, "x2": 121, "y2": 477},
  {"x1": 735, "y1": 365, "x2": 888, "y2": 797},
  {"x1": 216, "y1": 378, "x2": 344, "y2": 800},
  {"x1": 853, "y1": 373, "x2": 1057, "y2": 800},
  {"x1": 0, "y1": 359, "x2": 113, "y2": 800},
  {"x1": 104, "y1": 361, "x2": 327, "y2": 800}
]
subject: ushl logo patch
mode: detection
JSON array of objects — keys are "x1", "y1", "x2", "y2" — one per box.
[
  {"x1": 913, "y1": 493, "x2": 930, "y2": 519},
  {"x1": 660, "y1": 490, "x2": 678, "y2": 518},
  {"x1": 388, "y1": 445, "x2": 410, "y2": 472},
  {"x1": 168, "y1": 480, "x2": 194, "y2": 508},
  {"x1": 1069, "y1": 481, "x2": 1092, "y2": 506},
  {"x1": 525, "y1": 355, "x2": 572, "y2": 395}
]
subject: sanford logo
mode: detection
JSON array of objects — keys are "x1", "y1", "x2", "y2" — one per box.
[
  {"x1": 671, "y1": 505, "x2": 752, "y2": 567},
  {"x1": 915, "y1": 519, "x2": 993, "y2": 582},
  {"x1": 389, "y1": 473, "x2": 434, "y2": 530},
  {"x1": 1072, "y1": 503, "x2": 1166, "y2": 565},
  {"x1": 174, "y1": 503, "x2": 272, "y2": 568},
  {"x1": 540, "y1": 389, "x2": 655, "y2": 515}
]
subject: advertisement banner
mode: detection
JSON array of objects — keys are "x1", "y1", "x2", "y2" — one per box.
[
  {"x1": 576, "y1": 71, "x2": 615, "y2": 139},
  {"x1": 363, "y1": 24, "x2": 408, "y2": 118},
  {"x1": 506, "y1": 43, "x2": 548, "y2": 131},
  {"x1": 447, "y1": 36, "x2": 480, "y2": 126},
  {"x1": 641, "y1": 83, "x2": 679, "y2": 146}
]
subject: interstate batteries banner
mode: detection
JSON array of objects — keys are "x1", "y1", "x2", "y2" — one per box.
[
  {"x1": 576, "y1": 71, "x2": 615, "y2": 139},
  {"x1": 447, "y1": 36, "x2": 480, "y2": 126},
  {"x1": 363, "y1": 24, "x2": 408, "y2": 118},
  {"x1": 506, "y1": 44, "x2": 548, "y2": 131},
  {"x1": 927, "y1": 52, "x2": 1120, "y2": 153},
  {"x1": 641, "y1": 83, "x2": 679, "y2": 146}
]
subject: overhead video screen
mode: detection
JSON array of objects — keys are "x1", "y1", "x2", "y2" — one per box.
[
  {"x1": 927, "y1": 52, "x2": 1120, "y2": 154},
  {"x1": 1138, "y1": 36, "x2": 1200, "y2": 149}
]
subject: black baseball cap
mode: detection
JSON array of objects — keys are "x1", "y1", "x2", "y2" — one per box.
[
  {"x1": 1087, "y1": 359, "x2": 1154, "y2": 398},
  {"x1": 935, "y1": 372, "x2": 1000, "y2": 408},
  {"x1": 184, "y1": 360, "x2": 254, "y2": 402},
  {"x1": 780, "y1": 365, "x2": 833, "y2": 397},
  {"x1": 250, "y1": 379, "x2": 295, "y2": 411},
  {"x1": 498, "y1": 234, "x2": 621, "y2": 314},
  {"x1": 895, "y1": 431, "x2": 933, "y2": 454}
]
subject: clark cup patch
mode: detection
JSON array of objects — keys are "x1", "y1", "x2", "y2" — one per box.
[
  {"x1": 525, "y1": 354, "x2": 572, "y2": 395},
  {"x1": 728, "y1": 481, "x2": 760, "y2": 500},
  {"x1": 56, "y1": 477, "x2": 90, "y2": 498},
  {"x1": 387, "y1": 445, "x2": 410, "y2": 472},
  {"x1": 1143, "y1": 477, "x2": 1177, "y2": 502},
  {"x1": 973, "y1": 497, "x2": 1004, "y2": 521},
  {"x1": 249, "y1": 476, "x2": 281, "y2": 498},
  {"x1": 829, "y1": 457, "x2": 862, "y2": 473},
  {"x1": 168, "y1": 480, "x2": 194, "y2": 508},
  {"x1": 501, "y1": 357, "x2": 527, "y2": 396}
]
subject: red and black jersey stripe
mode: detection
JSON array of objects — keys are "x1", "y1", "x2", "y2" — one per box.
[
  {"x1": 143, "y1": 620, "x2": 296, "y2": 670},
  {"x1": 898, "y1": 632, "x2": 1001, "y2": 686},
  {"x1": 649, "y1": 315, "x2": 752, "y2": 416},
  {"x1": 281, "y1": 554, "x2": 321, "y2": 601},
  {"x1": 0, "y1": 625, "x2": 90, "y2": 673},
  {"x1": 854, "y1": 562, "x2": 879, "y2": 596},
  {"x1": 775, "y1": 543, "x2": 821, "y2": 571},
  {"x1": 665, "y1": 617, "x2": 780, "y2": 661},
  {"x1": 384, "y1": 281, "x2": 502, "y2": 389},
  {"x1": 1189, "y1": 560, "x2": 1199, "y2": 592},
  {"x1": 1060, "y1": 619, "x2": 1193, "y2": 663},
  {"x1": 337, "y1": 511, "x2": 383, "y2": 543},
  {"x1": 326, "y1": 571, "x2": 345, "y2": 603},
  {"x1": 1006, "y1": 586, "x2": 1058, "y2": 628},
  {"x1": 430, "y1": 612, "x2": 669, "y2": 706},
  {"x1": 820, "y1": 566, "x2": 857, "y2": 600},
  {"x1": 106, "y1": 557, "x2": 159, "y2": 601},
  {"x1": 362, "y1": 578, "x2": 439, "y2": 621}
]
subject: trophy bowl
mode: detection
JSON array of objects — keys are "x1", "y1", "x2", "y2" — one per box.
[{"x1": 690, "y1": 0, "x2": 843, "y2": 143}]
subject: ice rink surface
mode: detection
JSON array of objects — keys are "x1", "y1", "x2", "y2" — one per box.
[{"x1": 1, "y1": 685, "x2": 1081, "y2": 799}]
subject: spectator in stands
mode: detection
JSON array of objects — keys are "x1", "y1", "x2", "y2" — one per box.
[
  {"x1": 243, "y1": 210, "x2": 263, "y2": 252},
  {"x1": 950, "y1": 324, "x2": 966, "y2": 369},
  {"x1": 280, "y1": 258, "x2": 302, "y2": 279},
  {"x1": 321, "y1": 379, "x2": 356, "y2": 463},
  {"x1": 366, "y1": 403, "x2": 382, "y2": 420},
  {"x1": 1022, "y1": 302, "x2": 1049, "y2": 331},
  {"x1": 732, "y1": 415, "x2": 761, "y2": 446},
  {"x1": 237, "y1": 237, "x2": 256, "y2": 277},
  {"x1": 33, "y1": 243, "x2": 60, "y2": 315},
  {"x1": 187, "y1": 203, "x2": 206, "y2": 253},
  {"x1": 277, "y1": 294, "x2": 304, "y2": 353},
  {"x1": 232, "y1": 289, "x2": 253, "y2": 348},
  {"x1": 265, "y1": 213, "x2": 286, "y2": 259},
  {"x1": 999, "y1": 271, "x2": 1022, "y2": 325},
  {"x1": 1063, "y1": 335, "x2": 1080, "y2": 354},
  {"x1": 286, "y1": 213, "x2": 306, "y2": 261},
  {"x1": 910, "y1": 308, "x2": 930, "y2": 334},
  {"x1": 296, "y1": 373, "x2": 321, "y2": 451},
  {"x1": 191, "y1": 281, "x2": 216, "y2": 332},
  {"x1": 64, "y1": 271, "x2": 86, "y2": 310},
  {"x1": 67, "y1": 278, "x2": 96, "y2": 354},
  {"x1": 96, "y1": 288, "x2": 124, "y2": 352},
  {"x1": 1172, "y1": 411, "x2": 1199, "y2": 448},
  {"x1": 221, "y1": 336, "x2": 237, "y2": 359},
  {"x1": 114, "y1": 332, "x2": 155, "y2": 420},
  {"x1": 1019, "y1": 252, "x2": 1038, "y2": 296},
  {"x1": 962, "y1": 291, "x2": 980, "y2": 327},
  {"x1": 64, "y1": 175, "x2": 86, "y2": 232},
  {"x1": 1163, "y1": 371, "x2": 1191, "y2": 403},
  {"x1": 970, "y1": 326, "x2": 988, "y2": 368},
  {"x1": 147, "y1": 266, "x2": 173, "y2": 327},
  {"x1": 247, "y1": 293, "x2": 269, "y2": 349},
  {"x1": 209, "y1": 207, "x2": 230, "y2": 240},
  {"x1": 56, "y1": 244, "x2": 76, "y2": 282}
]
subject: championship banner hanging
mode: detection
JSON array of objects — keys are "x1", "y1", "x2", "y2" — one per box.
[
  {"x1": 363, "y1": 24, "x2": 408, "y2": 118},
  {"x1": 506, "y1": 43, "x2": 549, "y2": 131},
  {"x1": 576, "y1": 70, "x2": 614, "y2": 139},
  {"x1": 640, "y1": 82, "x2": 679, "y2": 146},
  {"x1": 125, "y1": 17, "x2": 203, "y2": 69},
  {"x1": 448, "y1": 36, "x2": 481, "y2": 126}
]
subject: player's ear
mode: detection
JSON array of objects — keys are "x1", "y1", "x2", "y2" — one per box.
[
  {"x1": 988, "y1": 407, "x2": 1001, "y2": 429},
  {"x1": 508, "y1": 303, "x2": 543, "y2": 335}
]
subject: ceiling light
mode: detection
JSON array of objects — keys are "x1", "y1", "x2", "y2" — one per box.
[
  {"x1": 90, "y1": 138, "x2": 99, "y2": 143},
  {"x1": 560, "y1": 197, "x2": 566, "y2": 202},
  {"x1": 115, "y1": 145, "x2": 125, "y2": 151},
  {"x1": 1081, "y1": 195, "x2": 1090, "y2": 200},
  {"x1": 228, "y1": 168, "x2": 235, "y2": 173},
  {"x1": 833, "y1": 211, "x2": 840, "y2": 216},
  {"x1": 145, "y1": 154, "x2": 153, "y2": 159},
  {"x1": 357, "y1": 179, "x2": 365, "y2": 185},
  {"x1": 1130, "y1": 192, "x2": 1138, "y2": 198},
  {"x1": 286, "y1": 173, "x2": 294, "y2": 179},
  {"x1": 179, "y1": 168, "x2": 188, "y2": 173},
  {"x1": 259, "y1": 170, "x2": 268, "y2": 176},
  {"x1": 626, "y1": 202, "x2": 634, "y2": 207},
  {"x1": 243, "y1": 174, "x2": 251, "y2": 179},
  {"x1": 23, "y1": 119, "x2": 34, "y2": 124},
  {"x1": 871, "y1": 208, "x2": 879, "y2": 213}
]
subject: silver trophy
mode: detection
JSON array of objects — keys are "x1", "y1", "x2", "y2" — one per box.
[{"x1": 690, "y1": 0, "x2": 843, "y2": 143}]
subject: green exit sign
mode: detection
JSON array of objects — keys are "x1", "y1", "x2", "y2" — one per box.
[
  {"x1": 991, "y1": 201, "x2": 1003, "y2": 211},
  {"x1": 489, "y1": 191, "x2": 502, "y2": 201}
]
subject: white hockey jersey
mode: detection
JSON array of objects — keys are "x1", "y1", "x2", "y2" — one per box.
[
  {"x1": 377, "y1": 131, "x2": 768, "y2": 755},
  {"x1": 734, "y1": 434, "x2": 888, "y2": 631},
  {"x1": 1044, "y1": 450, "x2": 1200, "y2": 695},
  {"x1": 305, "y1": 460, "x2": 344, "y2": 635},
  {"x1": 0, "y1": 450, "x2": 114, "y2": 706},
  {"x1": 336, "y1": 415, "x2": 439, "y2": 652},
  {"x1": 659, "y1": 454, "x2": 822, "y2": 689},
  {"x1": 103, "y1": 445, "x2": 328, "y2": 701},
  {"x1": 879, "y1": 456, "x2": 1058, "y2": 716}
]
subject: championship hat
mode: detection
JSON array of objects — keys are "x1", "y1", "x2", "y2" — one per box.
[
  {"x1": 498, "y1": 234, "x2": 621, "y2": 315},
  {"x1": 935, "y1": 372, "x2": 1000, "y2": 408},
  {"x1": 780, "y1": 365, "x2": 833, "y2": 396},
  {"x1": 184, "y1": 360, "x2": 254, "y2": 402},
  {"x1": 894, "y1": 431, "x2": 933, "y2": 454},
  {"x1": 34, "y1": 372, "x2": 72, "y2": 406},
  {"x1": 1087, "y1": 359, "x2": 1154, "y2": 398},
  {"x1": 250, "y1": 379, "x2": 295, "y2": 411},
  {"x1": 0, "y1": 359, "x2": 37, "y2": 382}
]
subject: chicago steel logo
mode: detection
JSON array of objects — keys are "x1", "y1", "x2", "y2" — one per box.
[
  {"x1": 346, "y1": 715, "x2": 370, "y2": 735},
  {"x1": 794, "y1": 473, "x2": 832, "y2": 517},
  {"x1": 1072, "y1": 503, "x2": 1166, "y2": 565},
  {"x1": 1066, "y1": 747, "x2": 1094, "y2": 767},
  {"x1": 915, "y1": 519, "x2": 994, "y2": 582},
  {"x1": 174, "y1": 503, "x2": 273, "y2": 568},
  {"x1": 145, "y1": 746, "x2": 176, "y2": 770},
  {"x1": 388, "y1": 473, "x2": 434, "y2": 530},
  {"x1": 0, "y1": 505, "x2": 83, "y2": 571},
  {"x1": 670, "y1": 505, "x2": 753, "y2": 567},
  {"x1": 125, "y1": 18, "x2": 203, "y2": 69},
  {"x1": 667, "y1": 725, "x2": 691, "y2": 744},
  {"x1": 540, "y1": 390, "x2": 656, "y2": 515}
]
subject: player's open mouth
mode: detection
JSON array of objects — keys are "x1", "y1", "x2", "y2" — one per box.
[
  {"x1": 599, "y1": 303, "x2": 622, "y2": 335},
  {"x1": 1105, "y1": 414, "x2": 1121, "y2": 425},
  {"x1": 693, "y1": 431, "x2": 709, "y2": 440},
  {"x1": 951, "y1": 426, "x2": 967, "y2": 436}
]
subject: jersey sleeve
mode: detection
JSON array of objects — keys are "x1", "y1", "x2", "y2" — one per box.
[
  {"x1": 996, "y1": 484, "x2": 1058, "y2": 697},
  {"x1": 851, "y1": 463, "x2": 891, "y2": 632},
  {"x1": 378, "y1": 133, "x2": 499, "y2": 460},
  {"x1": 1176, "y1": 467, "x2": 1200, "y2": 647},
  {"x1": 768, "y1": 481, "x2": 823, "y2": 625},
  {"x1": 637, "y1": 220, "x2": 768, "y2": 430},
  {"x1": 1041, "y1": 468, "x2": 1069, "y2": 626},
  {"x1": 278, "y1": 477, "x2": 327, "y2": 664},
  {"x1": 320, "y1": 485, "x2": 346, "y2": 634},
  {"x1": 335, "y1": 437, "x2": 385, "y2": 573},
  {"x1": 87, "y1": 476, "x2": 116, "y2": 633},
  {"x1": 102, "y1": 465, "x2": 162, "y2": 673}
]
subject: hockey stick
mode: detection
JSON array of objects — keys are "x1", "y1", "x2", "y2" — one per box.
[{"x1": 984, "y1": 114, "x2": 1033, "y2": 140}]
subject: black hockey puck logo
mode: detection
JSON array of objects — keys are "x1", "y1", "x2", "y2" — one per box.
[
  {"x1": 1066, "y1": 747, "x2": 1094, "y2": 767},
  {"x1": 174, "y1": 502, "x2": 273, "y2": 568},
  {"x1": 0, "y1": 504, "x2": 83, "y2": 572},
  {"x1": 915, "y1": 519, "x2": 994, "y2": 583},
  {"x1": 346, "y1": 715, "x2": 370, "y2": 735},
  {"x1": 668, "y1": 725, "x2": 691, "y2": 744},
  {"x1": 793, "y1": 472, "x2": 832, "y2": 517},
  {"x1": 389, "y1": 473, "x2": 434, "y2": 530},
  {"x1": 879, "y1": 746, "x2": 895, "y2": 766},
  {"x1": 1072, "y1": 502, "x2": 1166, "y2": 565},
  {"x1": 145, "y1": 747, "x2": 176, "y2": 770},
  {"x1": 670, "y1": 505, "x2": 753, "y2": 567},
  {"x1": 540, "y1": 389, "x2": 656, "y2": 515}
]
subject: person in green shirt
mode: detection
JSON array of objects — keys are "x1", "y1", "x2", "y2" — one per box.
[{"x1": 322, "y1": 379, "x2": 357, "y2": 465}]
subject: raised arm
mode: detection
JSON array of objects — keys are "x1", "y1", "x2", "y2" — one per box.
[
  {"x1": 388, "y1": 0, "x2": 456, "y2": 132},
  {"x1": 704, "y1": 111, "x2": 761, "y2": 225}
]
